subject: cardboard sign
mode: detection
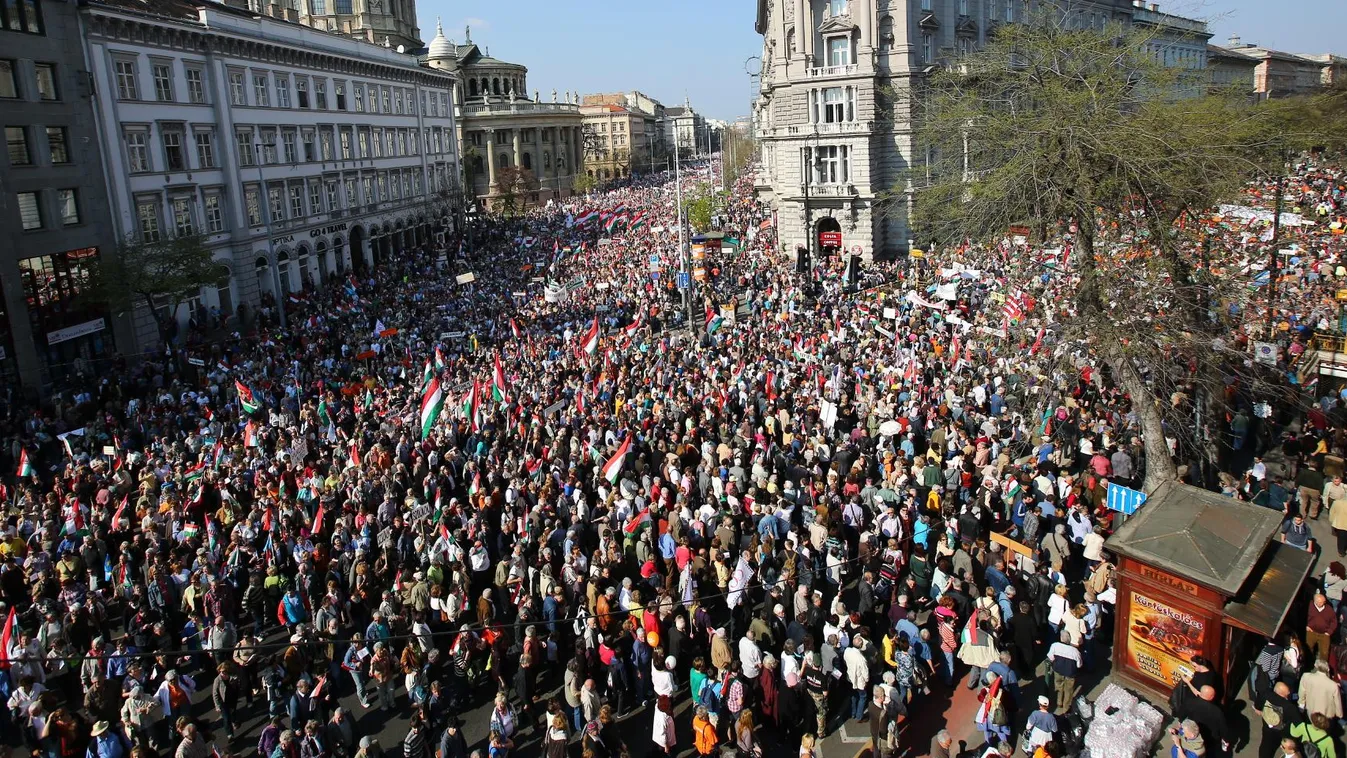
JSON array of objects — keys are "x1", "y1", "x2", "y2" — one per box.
[
  {"x1": 990, "y1": 531, "x2": 1033, "y2": 558},
  {"x1": 455, "y1": 272, "x2": 477, "y2": 284}
]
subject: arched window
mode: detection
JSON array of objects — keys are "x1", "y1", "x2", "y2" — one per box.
[
  {"x1": 543, "y1": 151, "x2": 551, "y2": 169},
  {"x1": 480, "y1": 78, "x2": 488, "y2": 96},
  {"x1": 878, "y1": 15, "x2": 895, "y2": 51},
  {"x1": 522, "y1": 152, "x2": 532, "y2": 171},
  {"x1": 497, "y1": 153, "x2": 509, "y2": 169},
  {"x1": 468, "y1": 79, "x2": 477, "y2": 97},
  {"x1": 492, "y1": 78, "x2": 500, "y2": 95}
]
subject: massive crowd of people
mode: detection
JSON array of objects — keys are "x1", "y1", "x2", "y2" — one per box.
[{"x1": 4, "y1": 155, "x2": 1347, "y2": 758}]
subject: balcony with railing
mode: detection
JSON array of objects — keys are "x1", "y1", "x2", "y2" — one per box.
[
  {"x1": 804, "y1": 64, "x2": 859, "y2": 79},
  {"x1": 784, "y1": 121, "x2": 872, "y2": 136},
  {"x1": 457, "y1": 101, "x2": 582, "y2": 119},
  {"x1": 801, "y1": 183, "x2": 859, "y2": 197}
]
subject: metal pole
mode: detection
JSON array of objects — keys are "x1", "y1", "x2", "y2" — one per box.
[
  {"x1": 675, "y1": 133, "x2": 692, "y2": 340},
  {"x1": 257, "y1": 146, "x2": 287, "y2": 330}
]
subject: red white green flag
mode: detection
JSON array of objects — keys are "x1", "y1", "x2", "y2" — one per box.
[
  {"x1": 601, "y1": 435, "x2": 632, "y2": 485},
  {"x1": 420, "y1": 377, "x2": 445, "y2": 440}
]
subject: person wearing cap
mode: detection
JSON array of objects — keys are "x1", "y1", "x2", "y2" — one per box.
[
  {"x1": 1026, "y1": 695, "x2": 1059, "y2": 752},
  {"x1": 85, "y1": 719, "x2": 130, "y2": 758}
]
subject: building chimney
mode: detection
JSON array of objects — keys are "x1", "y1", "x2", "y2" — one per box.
[
  {"x1": 1227, "y1": 33, "x2": 1242, "y2": 47},
  {"x1": 1149, "y1": 3, "x2": 1159, "y2": 11}
]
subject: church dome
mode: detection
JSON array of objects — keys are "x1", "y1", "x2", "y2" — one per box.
[{"x1": 427, "y1": 19, "x2": 454, "y2": 60}]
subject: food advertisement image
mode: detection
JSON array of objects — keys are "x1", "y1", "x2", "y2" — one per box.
[{"x1": 1126, "y1": 591, "x2": 1205, "y2": 685}]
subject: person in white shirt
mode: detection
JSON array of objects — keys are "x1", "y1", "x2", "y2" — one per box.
[
  {"x1": 739, "y1": 631, "x2": 763, "y2": 678},
  {"x1": 651, "y1": 656, "x2": 676, "y2": 698}
]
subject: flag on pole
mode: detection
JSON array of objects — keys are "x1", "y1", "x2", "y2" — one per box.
[
  {"x1": 469, "y1": 471, "x2": 481, "y2": 498},
  {"x1": 492, "y1": 354, "x2": 508, "y2": 403},
  {"x1": 16, "y1": 449, "x2": 34, "y2": 478},
  {"x1": 111, "y1": 494, "x2": 129, "y2": 527},
  {"x1": 421, "y1": 360, "x2": 434, "y2": 390},
  {"x1": 347, "y1": 440, "x2": 361, "y2": 470},
  {"x1": 235, "y1": 380, "x2": 261, "y2": 415},
  {"x1": 510, "y1": 319, "x2": 521, "y2": 339},
  {"x1": 576, "y1": 388, "x2": 586, "y2": 417},
  {"x1": 311, "y1": 503, "x2": 326, "y2": 535},
  {"x1": 580, "y1": 317, "x2": 600, "y2": 356},
  {"x1": 317, "y1": 398, "x2": 332, "y2": 427},
  {"x1": 601, "y1": 435, "x2": 633, "y2": 484},
  {"x1": 420, "y1": 377, "x2": 445, "y2": 440},
  {"x1": 462, "y1": 381, "x2": 482, "y2": 431},
  {"x1": 183, "y1": 461, "x2": 207, "y2": 483}
]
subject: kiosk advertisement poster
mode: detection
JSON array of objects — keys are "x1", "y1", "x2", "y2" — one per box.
[{"x1": 1125, "y1": 591, "x2": 1204, "y2": 686}]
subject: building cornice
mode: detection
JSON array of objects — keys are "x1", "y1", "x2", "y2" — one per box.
[{"x1": 84, "y1": 6, "x2": 457, "y2": 89}]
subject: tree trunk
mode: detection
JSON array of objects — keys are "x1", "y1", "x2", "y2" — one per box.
[
  {"x1": 1074, "y1": 218, "x2": 1179, "y2": 493},
  {"x1": 143, "y1": 292, "x2": 171, "y2": 347}
]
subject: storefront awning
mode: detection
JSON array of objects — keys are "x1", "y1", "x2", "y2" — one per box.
[{"x1": 1223, "y1": 541, "x2": 1317, "y2": 638}]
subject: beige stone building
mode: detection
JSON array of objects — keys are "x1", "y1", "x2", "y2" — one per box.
[
  {"x1": 1219, "y1": 36, "x2": 1347, "y2": 100},
  {"x1": 580, "y1": 103, "x2": 653, "y2": 180},
  {"x1": 423, "y1": 23, "x2": 583, "y2": 209}
]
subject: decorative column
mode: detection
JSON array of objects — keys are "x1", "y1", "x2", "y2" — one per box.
[
  {"x1": 801, "y1": 0, "x2": 813, "y2": 64},
  {"x1": 485, "y1": 130, "x2": 497, "y2": 189},
  {"x1": 858, "y1": 0, "x2": 874, "y2": 60},
  {"x1": 794, "y1": 0, "x2": 807, "y2": 60},
  {"x1": 512, "y1": 129, "x2": 522, "y2": 172},
  {"x1": 571, "y1": 126, "x2": 582, "y2": 179}
]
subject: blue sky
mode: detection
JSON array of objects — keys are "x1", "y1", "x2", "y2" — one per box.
[
  {"x1": 418, "y1": 0, "x2": 1346, "y2": 122},
  {"x1": 421, "y1": 0, "x2": 763, "y2": 121}
]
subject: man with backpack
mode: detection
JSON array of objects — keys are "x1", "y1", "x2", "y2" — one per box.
[{"x1": 802, "y1": 651, "x2": 830, "y2": 737}]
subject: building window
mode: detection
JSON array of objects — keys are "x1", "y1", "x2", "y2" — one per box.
[
  {"x1": 57, "y1": 189, "x2": 78, "y2": 225},
  {"x1": 921, "y1": 33, "x2": 933, "y2": 63},
  {"x1": 312, "y1": 0, "x2": 325, "y2": 13},
  {"x1": 17, "y1": 191, "x2": 41, "y2": 230},
  {"x1": 268, "y1": 185, "x2": 284, "y2": 221},
  {"x1": 275, "y1": 75, "x2": 290, "y2": 108},
  {"x1": 958, "y1": 37, "x2": 973, "y2": 56},
  {"x1": 185, "y1": 67, "x2": 205, "y2": 103},
  {"x1": 334, "y1": 0, "x2": 351, "y2": 12},
  {"x1": 320, "y1": 128, "x2": 333, "y2": 160},
  {"x1": 371, "y1": 128, "x2": 382, "y2": 158},
  {"x1": 282, "y1": 129, "x2": 297, "y2": 163},
  {"x1": 236, "y1": 129, "x2": 255, "y2": 166},
  {"x1": 229, "y1": 71, "x2": 245, "y2": 105},
  {"x1": 353, "y1": 84, "x2": 363, "y2": 112},
  {"x1": 302, "y1": 129, "x2": 316, "y2": 162},
  {"x1": 137, "y1": 199, "x2": 160, "y2": 240},
  {"x1": 296, "y1": 78, "x2": 309, "y2": 108},
  {"x1": 326, "y1": 180, "x2": 338, "y2": 210},
  {"x1": 335, "y1": 82, "x2": 346, "y2": 110},
  {"x1": 244, "y1": 186, "x2": 261, "y2": 226},
  {"x1": 253, "y1": 74, "x2": 269, "y2": 107},
  {"x1": 171, "y1": 196, "x2": 194, "y2": 236},
  {"x1": 344, "y1": 177, "x2": 356, "y2": 207},
  {"x1": 316, "y1": 81, "x2": 327, "y2": 109},
  {"x1": 393, "y1": 89, "x2": 401, "y2": 114},
  {"x1": 259, "y1": 128, "x2": 276, "y2": 164},
  {"x1": 195, "y1": 131, "x2": 214, "y2": 168},
  {"x1": 162, "y1": 128, "x2": 185, "y2": 171},
  {"x1": 35, "y1": 63, "x2": 56, "y2": 100},
  {"x1": 959, "y1": 0, "x2": 968, "y2": 15},
  {"x1": 0, "y1": 60, "x2": 16, "y2": 98},
  {"x1": 115, "y1": 59, "x2": 139, "y2": 100},
  {"x1": 152, "y1": 63, "x2": 173, "y2": 101},
  {"x1": 204, "y1": 194, "x2": 223, "y2": 232},
  {"x1": 827, "y1": 37, "x2": 849, "y2": 67},
  {"x1": 125, "y1": 130, "x2": 149, "y2": 172},
  {"x1": 921, "y1": 0, "x2": 931, "y2": 10},
  {"x1": 46, "y1": 127, "x2": 68, "y2": 163},
  {"x1": 362, "y1": 176, "x2": 374, "y2": 203},
  {"x1": 380, "y1": 87, "x2": 389, "y2": 113},
  {"x1": 340, "y1": 128, "x2": 352, "y2": 159},
  {"x1": 357, "y1": 130, "x2": 368, "y2": 158},
  {"x1": 1005, "y1": 0, "x2": 1014, "y2": 22},
  {"x1": 830, "y1": 0, "x2": 847, "y2": 14},
  {"x1": 823, "y1": 87, "x2": 847, "y2": 123},
  {"x1": 7, "y1": 126, "x2": 30, "y2": 165},
  {"x1": 2, "y1": 0, "x2": 45, "y2": 34},
  {"x1": 308, "y1": 179, "x2": 321, "y2": 213}
]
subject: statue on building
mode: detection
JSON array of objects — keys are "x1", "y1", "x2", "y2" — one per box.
[
  {"x1": 551, "y1": 89, "x2": 557, "y2": 103},
  {"x1": 508, "y1": 83, "x2": 516, "y2": 101},
  {"x1": 464, "y1": 24, "x2": 470, "y2": 43},
  {"x1": 534, "y1": 90, "x2": 540, "y2": 102}
]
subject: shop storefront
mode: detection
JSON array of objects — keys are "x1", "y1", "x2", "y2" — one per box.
[{"x1": 17, "y1": 247, "x2": 114, "y2": 387}]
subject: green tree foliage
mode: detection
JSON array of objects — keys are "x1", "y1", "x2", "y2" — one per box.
[
  {"x1": 89, "y1": 234, "x2": 230, "y2": 346},
  {"x1": 908, "y1": 13, "x2": 1339, "y2": 489}
]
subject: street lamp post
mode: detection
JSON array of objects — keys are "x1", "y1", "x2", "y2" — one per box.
[{"x1": 257, "y1": 142, "x2": 287, "y2": 330}]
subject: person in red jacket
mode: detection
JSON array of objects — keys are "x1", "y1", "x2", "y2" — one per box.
[{"x1": 1306, "y1": 592, "x2": 1338, "y2": 663}]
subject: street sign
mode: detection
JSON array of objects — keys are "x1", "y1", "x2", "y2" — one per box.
[
  {"x1": 851, "y1": 245, "x2": 863, "y2": 256},
  {"x1": 676, "y1": 271, "x2": 690, "y2": 289},
  {"x1": 1106, "y1": 483, "x2": 1147, "y2": 516}
]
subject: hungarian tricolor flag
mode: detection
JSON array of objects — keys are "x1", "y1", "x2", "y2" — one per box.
[
  {"x1": 580, "y1": 317, "x2": 600, "y2": 356},
  {"x1": 317, "y1": 398, "x2": 332, "y2": 427},
  {"x1": 601, "y1": 435, "x2": 632, "y2": 485},
  {"x1": 623, "y1": 317, "x2": 642, "y2": 339},
  {"x1": 243, "y1": 420, "x2": 257, "y2": 448},
  {"x1": 624, "y1": 506, "x2": 652, "y2": 534},
  {"x1": 183, "y1": 461, "x2": 207, "y2": 483},
  {"x1": 311, "y1": 504, "x2": 326, "y2": 536},
  {"x1": 576, "y1": 389, "x2": 586, "y2": 417},
  {"x1": 421, "y1": 360, "x2": 435, "y2": 390},
  {"x1": 16, "y1": 449, "x2": 34, "y2": 478},
  {"x1": 235, "y1": 380, "x2": 261, "y2": 415},
  {"x1": 492, "y1": 354, "x2": 508, "y2": 403},
  {"x1": 468, "y1": 471, "x2": 481, "y2": 498},
  {"x1": 111, "y1": 494, "x2": 129, "y2": 527},
  {"x1": 706, "y1": 306, "x2": 724, "y2": 335},
  {"x1": 346, "y1": 441, "x2": 362, "y2": 470},
  {"x1": 434, "y1": 347, "x2": 447, "y2": 372},
  {"x1": 510, "y1": 319, "x2": 521, "y2": 339},
  {"x1": 462, "y1": 380, "x2": 483, "y2": 431},
  {"x1": 0, "y1": 607, "x2": 15, "y2": 670},
  {"x1": 420, "y1": 377, "x2": 445, "y2": 440}
]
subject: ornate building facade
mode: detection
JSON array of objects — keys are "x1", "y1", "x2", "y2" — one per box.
[
  {"x1": 753, "y1": 0, "x2": 1141, "y2": 260},
  {"x1": 84, "y1": 0, "x2": 459, "y2": 345},
  {"x1": 424, "y1": 23, "x2": 583, "y2": 209}
]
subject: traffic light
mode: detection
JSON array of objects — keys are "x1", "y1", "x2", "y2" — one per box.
[
  {"x1": 796, "y1": 245, "x2": 809, "y2": 274},
  {"x1": 844, "y1": 254, "x2": 861, "y2": 291}
]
